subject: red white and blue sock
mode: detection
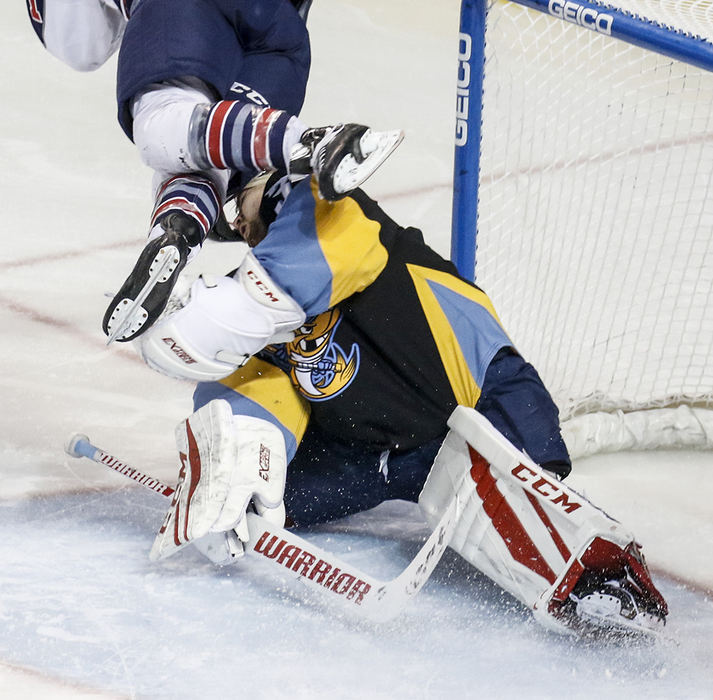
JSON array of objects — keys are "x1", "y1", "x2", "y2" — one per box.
[
  {"x1": 150, "y1": 175, "x2": 221, "y2": 241},
  {"x1": 203, "y1": 101, "x2": 299, "y2": 172}
]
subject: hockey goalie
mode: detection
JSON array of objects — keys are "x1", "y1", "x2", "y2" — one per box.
[{"x1": 119, "y1": 170, "x2": 667, "y2": 639}]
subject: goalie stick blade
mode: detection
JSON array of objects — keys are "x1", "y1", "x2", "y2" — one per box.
[
  {"x1": 69, "y1": 433, "x2": 464, "y2": 622},
  {"x1": 244, "y1": 478, "x2": 466, "y2": 623}
]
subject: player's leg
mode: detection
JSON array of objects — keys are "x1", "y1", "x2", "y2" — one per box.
[{"x1": 107, "y1": 90, "x2": 401, "y2": 342}]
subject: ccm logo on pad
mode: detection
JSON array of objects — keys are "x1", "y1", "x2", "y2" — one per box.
[
  {"x1": 245, "y1": 268, "x2": 281, "y2": 303},
  {"x1": 511, "y1": 464, "x2": 582, "y2": 513}
]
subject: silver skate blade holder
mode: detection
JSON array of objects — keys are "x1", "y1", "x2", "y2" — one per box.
[{"x1": 105, "y1": 245, "x2": 181, "y2": 344}]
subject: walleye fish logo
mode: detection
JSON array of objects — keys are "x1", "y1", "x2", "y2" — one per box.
[{"x1": 285, "y1": 310, "x2": 359, "y2": 401}]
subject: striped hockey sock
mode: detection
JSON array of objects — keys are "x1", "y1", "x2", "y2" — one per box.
[
  {"x1": 150, "y1": 175, "x2": 222, "y2": 240},
  {"x1": 204, "y1": 101, "x2": 293, "y2": 172}
]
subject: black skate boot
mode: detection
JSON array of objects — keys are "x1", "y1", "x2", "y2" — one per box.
[
  {"x1": 289, "y1": 123, "x2": 403, "y2": 201},
  {"x1": 102, "y1": 212, "x2": 202, "y2": 343},
  {"x1": 563, "y1": 564, "x2": 668, "y2": 639}
]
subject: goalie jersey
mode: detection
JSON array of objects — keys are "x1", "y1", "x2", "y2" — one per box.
[{"x1": 194, "y1": 178, "x2": 513, "y2": 457}]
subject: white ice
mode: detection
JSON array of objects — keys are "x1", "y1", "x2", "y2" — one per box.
[{"x1": 2, "y1": 1, "x2": 713, "y2": 698}]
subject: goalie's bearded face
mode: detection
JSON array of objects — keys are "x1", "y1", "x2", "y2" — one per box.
[{"x1": 232, "y1": 177, "x2": 269, "y2": 247}]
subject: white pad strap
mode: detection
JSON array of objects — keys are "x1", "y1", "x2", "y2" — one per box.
[
  {"x1": 419, "y1": 407, "x2": 640, "y2": 632},
  {"x1": 150, "y1": 400, "x2": 287, "y2": 561},
  {"x1": 137, "y1": 252, "x2": 306, "y2": 381}
]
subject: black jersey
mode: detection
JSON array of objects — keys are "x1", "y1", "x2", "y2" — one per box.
[{"x1": 254, "y1": 182, "x2": 513, "y2": 452}]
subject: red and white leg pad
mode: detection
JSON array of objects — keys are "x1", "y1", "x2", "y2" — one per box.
[{"x1": 418, "y1": 407, "x2": 667, "y2": 636}]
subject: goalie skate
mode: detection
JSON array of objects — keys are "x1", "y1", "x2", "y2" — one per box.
[
  {"x1": 561, "y1": 565, "x2": 667, "y2": 639},
  {"x1": 103, "y1": 213, "x2": 199, "y2": 343},
  {"x1": 291, "y1": 124, "x2": 404, "y2": 200}
]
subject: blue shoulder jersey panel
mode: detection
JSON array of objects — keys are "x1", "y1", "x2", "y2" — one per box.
[
  {"x1": 192, "y1": 357, "x2": 310, "y2": 462},
  {"x1": 428, "y1": 279, "x2": 512, "y2": 389},
  {"x1": 253, "y1": 178, "x2": 388, "y2": 317}
]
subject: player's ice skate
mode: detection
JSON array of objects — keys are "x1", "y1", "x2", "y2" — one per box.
[
  {"x1": 102, "y1": 211, "x2": 201, "y2": 343},
  {"x1": 291, "y1": 123, "x2": 404, "y2": 200}
]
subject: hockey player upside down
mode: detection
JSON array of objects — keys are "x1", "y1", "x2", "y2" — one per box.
[
  {"x1": 128, "y1": 172, "x2": 667, "y2": 638},
  {"x1": 27, "y1": 0, "x2": 402, "y2": 343}
]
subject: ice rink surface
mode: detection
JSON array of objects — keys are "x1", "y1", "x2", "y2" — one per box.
[{"x1": 2, "y1": 1, "x2": 713, "y2": 698}]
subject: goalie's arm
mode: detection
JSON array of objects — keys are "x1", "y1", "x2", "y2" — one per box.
[
  {"x1": 252, "y1": 178, "x2": 390, "y2": 316},
  {"x1": 192, "y1": 355, "x2": 311, "y2": 463}
]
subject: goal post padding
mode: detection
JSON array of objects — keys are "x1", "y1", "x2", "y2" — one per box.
[{"x1": 452, "y1": 0, "x2": 713, "y2": 457}]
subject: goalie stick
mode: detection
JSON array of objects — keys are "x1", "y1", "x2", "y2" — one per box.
[{"x1": 65, "y1": 433, "x2": 466, "y2": 622}]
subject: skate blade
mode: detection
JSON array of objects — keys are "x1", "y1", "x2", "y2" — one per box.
[
  {"x1": 105, "y1": 245, "x2": 181, "y2": 344},
  {"x1": 576, "y1": 607, "x2": 666, "y2": 640},
  {"x1": 332, "y1": 128, "x2": 404, "y2": 195}
]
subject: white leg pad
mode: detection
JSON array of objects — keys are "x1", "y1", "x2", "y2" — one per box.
[{"x1": 419, "y1": 407, "x2": 661, "y2": 633}]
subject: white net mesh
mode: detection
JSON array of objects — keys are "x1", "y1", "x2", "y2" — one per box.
[
  {"x1": 604, "y1": 0, "x2": 713, "y2": 37},
  {"x1": 474, "y1": 0, "x2": 713, "y2": 452}
]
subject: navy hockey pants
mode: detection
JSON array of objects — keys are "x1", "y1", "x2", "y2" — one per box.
[{"x1": 284, "y1": 349, "x2": 571, "y2": 526}]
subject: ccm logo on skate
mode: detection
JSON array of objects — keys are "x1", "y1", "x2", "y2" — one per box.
[
  {"x1": 511, "y1": 464, "x2": 582, "y2": 513},
  {"x1": 245, "y1": 269, "x2": 281, "y2": 303},
  {"x1": 161, "y1": 337, "x2": 197, "y2": 365},
  {"x1": 548, "y1": 0, "x2": 613, "y2": 35},
  {"x1": 253, "y1": 532, "x2": 372, "y2": 605},
  {"x1": 455, "y1": 32, "x2": 472, "y2": 147}
]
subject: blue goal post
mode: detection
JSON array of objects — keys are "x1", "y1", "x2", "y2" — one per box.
[{"x1": 450, "y1": 0, "x2": 713, "y2": 282}]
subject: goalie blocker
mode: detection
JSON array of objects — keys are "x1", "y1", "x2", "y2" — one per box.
[{"x1": 419, "y1": 407, "x2": 668, "y2": 637}]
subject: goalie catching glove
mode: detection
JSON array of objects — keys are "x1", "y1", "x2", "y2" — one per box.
[{"x1": 150, "y1": 399, "x2": 287, "y2": 563}]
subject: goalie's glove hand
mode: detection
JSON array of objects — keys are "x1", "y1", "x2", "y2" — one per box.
[
  {"x1": 150, "y1": 400, "x2": 288, "y2": 562},
  {"x1": 191, "y1": 529, "x2": 245, "y2": 566}
]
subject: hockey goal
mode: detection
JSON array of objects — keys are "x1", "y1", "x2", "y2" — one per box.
[{"x1": 452, "y1": 0, "x2": 713, "y2": 457}]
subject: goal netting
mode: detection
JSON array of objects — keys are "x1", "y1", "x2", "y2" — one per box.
[{"x1": 454, "y1": 0, "x2": 713, "y2": 457}]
